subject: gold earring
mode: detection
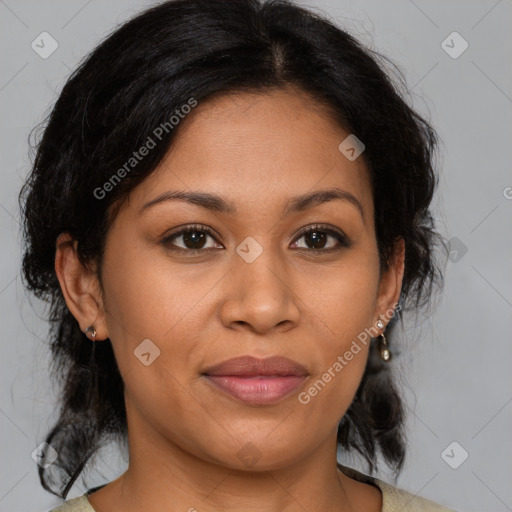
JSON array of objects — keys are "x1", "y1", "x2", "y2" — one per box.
[{"x1": 376, "y1": 319, "x2": 391, "y2": 362}]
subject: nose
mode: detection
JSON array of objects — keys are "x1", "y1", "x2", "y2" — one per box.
[{"x1": 219, "y1": 248, "x2": 301, "y2": 335}]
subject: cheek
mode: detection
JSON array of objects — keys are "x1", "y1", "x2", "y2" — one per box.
[
  {"x1": 103, "y1": 229, "x2": 380, "y2": 377},
  {"x1": 309, "y1": 244, "x2": 380, "y2": 340},
  {"x1": 100, "y1": 235, "x2": 214, "y2": 353},
  {"x1": 295, "y1": 291, "x2": 374, "y2": 429},
  {"x1": 297, "y1": 249, "x2": 379, "y2": 411},
  {"x1": 100, "y1": 239, "x2": 224, "y2": 429}
]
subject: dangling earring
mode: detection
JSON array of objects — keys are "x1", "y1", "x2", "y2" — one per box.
[
  {"x1": 82, "y1": 325, "x2": 100, "y2": 410},
  {"x1": 376, "y1": 319, "x2": 391, "y2": 362},
  {"x1": 84, "y1": 325, "x2": 97, "y2": 341}
]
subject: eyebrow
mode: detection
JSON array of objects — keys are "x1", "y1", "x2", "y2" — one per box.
[{"x1": 140, "y1": 187, "x2": 365, "y2": 221}]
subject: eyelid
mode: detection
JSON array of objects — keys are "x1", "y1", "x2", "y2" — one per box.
[{"x1": 294, "y1": 223, "x2": 349, "y2": 242}]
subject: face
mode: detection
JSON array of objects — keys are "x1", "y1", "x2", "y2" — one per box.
[{"x1": 57, "y1": 86, "x2": 404, "y2": 472}]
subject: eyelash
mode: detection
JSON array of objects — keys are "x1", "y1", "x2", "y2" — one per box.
[{"x1": 160, "y1": 223, "x2": 351, "y2": 254}]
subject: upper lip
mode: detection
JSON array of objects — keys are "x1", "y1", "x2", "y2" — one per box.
[{"x1": 202, "y1": 355, "x2": 309, "y2": 377}]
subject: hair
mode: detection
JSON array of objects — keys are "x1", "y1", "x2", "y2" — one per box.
[{"x1": 19, "y1": 0, "x2": 445, "y2": 499}]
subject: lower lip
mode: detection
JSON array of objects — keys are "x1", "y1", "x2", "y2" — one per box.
[{"x1": 203, "y1": 375, "x2": 307, "y2": 405}]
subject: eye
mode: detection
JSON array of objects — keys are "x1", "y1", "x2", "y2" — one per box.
[
  {"x1": 160, "y1": 224, "x2": 222, "y2": 253},
  {"x1": 160, "y1": 223, "x2": 351, "y2": 254},
  {"x1": 291, "y1": 224, "x2": 351, "y2": 252}
]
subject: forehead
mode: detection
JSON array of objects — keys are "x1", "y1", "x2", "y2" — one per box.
[{"x1": 121, "y1": 87, "x2": 373, "y2": 223}]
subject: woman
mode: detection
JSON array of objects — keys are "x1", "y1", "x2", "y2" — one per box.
[{"x1": 19, "y1": 0, "x2": 454, "y2": 510}]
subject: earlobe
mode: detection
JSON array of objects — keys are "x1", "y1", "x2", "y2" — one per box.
[{"x1": 54, "y1": 232, "x2": 108, "y2": 340}]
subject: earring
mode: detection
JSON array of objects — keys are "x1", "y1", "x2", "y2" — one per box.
[
  {"x1": 84, "y1": 325, "x2": 97, "y2": 341},
  {"x1": 376, "y1": 319, "x2": 391, "y2": 362}
]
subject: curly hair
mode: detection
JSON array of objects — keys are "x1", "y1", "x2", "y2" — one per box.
[{"x1": 18, "y1": 0, "x2": 445, "y2": 499}]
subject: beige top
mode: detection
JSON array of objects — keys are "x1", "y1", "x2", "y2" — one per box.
[{"x1": 48, "y1": 465, "x2": 456, "y2": 512}]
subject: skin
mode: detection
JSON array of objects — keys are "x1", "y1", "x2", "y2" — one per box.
[{"x1": 55, "y1": 86, "x2": 405, "y2": 512}]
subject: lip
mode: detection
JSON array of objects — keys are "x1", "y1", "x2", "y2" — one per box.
[{"x1": 201, "y1": 356, "x2": 309, "y2": 405}]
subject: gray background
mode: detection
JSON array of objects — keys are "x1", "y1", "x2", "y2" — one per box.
[{"x1": 1, "y1": 1, "x2": 511, "y2": 511}]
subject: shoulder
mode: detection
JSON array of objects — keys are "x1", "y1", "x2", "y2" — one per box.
[
  {"x1": 48, "y1": 494, "x2": 95, "y2": 512},
  {"x1": 337, "y1": 464, "x2": 456, "y2": 512},
  {"x1": 372, "y1": 477, "x2": 456, "y2": 512}
]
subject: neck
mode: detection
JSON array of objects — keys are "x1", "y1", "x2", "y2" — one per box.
[{"x1": 88, "y1": 400, "x2": 382, "y2": 512}]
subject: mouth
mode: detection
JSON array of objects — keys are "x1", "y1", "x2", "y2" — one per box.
[{"x1": 201, "y1": 355, "x2": 309, "y2": 405}]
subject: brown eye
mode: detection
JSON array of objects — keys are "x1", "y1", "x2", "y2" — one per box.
[
  {"x1": 160, "y1": 223, "x2": 351, "y2": 255},
  {"x1": 161, "y1": 225, "x2": 222, "y2": 253},
  {"x1": 291, "y1": 224, "x2": 351, "y2": 252}
]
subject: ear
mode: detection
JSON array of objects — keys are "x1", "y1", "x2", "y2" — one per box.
[
  {"x1": 54, "y1": 232, "x2": 109, "y2": 340},
  {"x1": 373, "y1": 237, "x2": 405, "y2": 326}
]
